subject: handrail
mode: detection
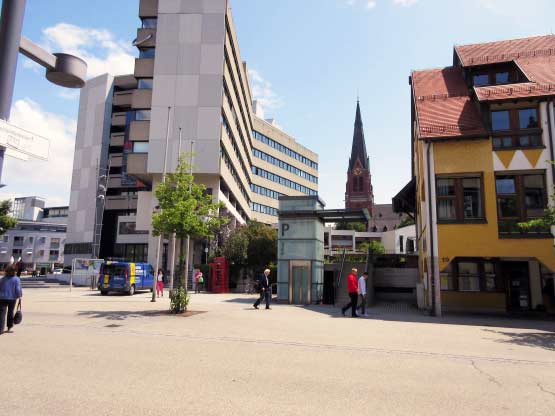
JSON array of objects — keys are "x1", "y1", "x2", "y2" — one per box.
[{"x1": 334, "y1": 248, "x2": 347, "y2": 305}]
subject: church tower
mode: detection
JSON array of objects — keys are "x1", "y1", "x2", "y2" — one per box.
[{"x1": 345, "y1": 100, "x2": 374, "y2": 215}]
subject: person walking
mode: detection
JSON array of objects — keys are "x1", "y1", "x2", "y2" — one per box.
[
  {"x1": 197, "y1": 272, "x2": 204, "y2": 293},
  {"x1": 156, "y1": 269, "x2": 164, "y2": 298},
  {"x1": 253, "y1": 269, "x2": 271, "y2": 310},
  {"x1": 357, "y1": 272, "x2": 369, "y2": 317},
  {"x1": 341, "y1": 268, "x2": 359, "y2": 317},
  {"x1": 0, "y1": 265, "x2": 23, "y2": 334},
  {"x1": 15, "y1": 258, "x2": 24, "y2": 278}
]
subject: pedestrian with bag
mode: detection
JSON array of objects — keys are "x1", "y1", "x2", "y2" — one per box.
[
  {"x1": 197, "y1": 272, "x2": 204, "y2": 293},
  {"x1": 357, "y1": 272, "x2": 369, "y2": 317},
  {"x1": 0, "y1": 265, "x2": 23, "y2": 334},
  {"x1": 253, "y1": 269, "x2": 271, "y2": 310},
  {"x1": 341, "y1": 268, "x2": 359, "y2": 317}
]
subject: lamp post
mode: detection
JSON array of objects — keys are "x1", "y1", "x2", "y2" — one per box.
[
  {"x1": 0, "y1": 0, "x2": 87, "y2": 184},
  {"x1": 151, "y1": 106, "x2": 172, "y2": 302},
  {"x1": 168, "y1": 127, "x2": 183, "y2": 291},
  {"x1": 182, "y1": 141, "x2": 194, "y2": 291}
]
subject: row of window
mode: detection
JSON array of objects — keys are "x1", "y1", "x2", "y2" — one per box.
[
  {"x1": 118, "y1": 222, "x2": 148, "y2": 235},
  {"x1": 491, "y1": 107, "x2": 541, "y2": 149},
  {"x1": 220, "y1": 146, "x2": 251, "y2": 204},
  {"x1": 252, "y1": 130, "x2": 318, "y2": 170},
  {"x1": 441, "y1": 260, "x2": 501, "y2": 292},
  {"x1": 352, "y1": 176, "x2": 365, "y2": 192},
  {"x1": 223, "y1": 82, "x2": 252, "y2": 170},
  {"x1": 221, "y1": 113, "x2": 251, "y2": 182},
  {"x1": 5, "y1": 235, "x2": 62, "y2": 246},
  {"x1": 253, "y1": 149, "x2": 318, "y2": 183},
  {"x1": 251, "y1": 202, "x2": 278, "y2": 217},
  {"x1": 436, "y1": 172, "x2": 548, "y2": 235},
  {"x1": 5, "y1": 249, "x2": 60, "y2": 258},
  {"x1": 473, "y1": 71, "x2": 514, "y2": 88},
  {"x1": 251, "y1": 166, "x2": 318, "y2": 196},
  {"x1": 251, "y1": 184, "x2": 284, "y2": 200}
]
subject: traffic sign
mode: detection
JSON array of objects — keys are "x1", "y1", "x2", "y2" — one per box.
[{"x1": 0, "y1": 118, "x2": 50, "y2": 161}]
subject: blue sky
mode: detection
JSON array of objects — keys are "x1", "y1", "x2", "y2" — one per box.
[{"x1": 3, "y1": 0, "x2": 555, "y2": 208}]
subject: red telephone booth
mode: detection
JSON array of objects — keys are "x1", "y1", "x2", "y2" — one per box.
[{"x1": 209, "y1": 257, "x2": 229, "y2": 293}]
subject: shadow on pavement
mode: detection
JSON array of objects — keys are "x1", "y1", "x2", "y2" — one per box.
[
  {"x1": 77, "y1": 310, "x2": 206, "y2": 320},
  {"x1": 303, "y1": 302, "x2": 555, "y2": 332},
  {"x1": 482, "y1": 329, "x2": 555, "y2": 351}
]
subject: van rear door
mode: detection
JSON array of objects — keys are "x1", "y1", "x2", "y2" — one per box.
[{"x1": 102, "y1": 264, "x2": 128, "y2": 289}]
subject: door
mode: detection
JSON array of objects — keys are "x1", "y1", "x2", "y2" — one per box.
[
  {"x1": 290, "y1": 261, "x2": 310, "y2": 304},
  {"x1": 502, "y1": 262, "x2": 530, "y2": 311},
  {"x1": 323, "y1": 270, "x2": 335, "y2": 304}
]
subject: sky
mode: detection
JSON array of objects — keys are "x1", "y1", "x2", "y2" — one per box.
[{"x1": 2, "y1": 0, "x2": 555, "y2": 208}]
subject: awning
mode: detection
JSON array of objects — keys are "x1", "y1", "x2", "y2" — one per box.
[
  {"x1": 278, "y1": 208, "x2": 370, "y2": 224},
  {"x1": 393, "y1": 178, "x2": 416, "y2": 215}
]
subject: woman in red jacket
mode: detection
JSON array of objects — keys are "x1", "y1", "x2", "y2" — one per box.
[{"x1": 341, "y1": 268, "x2": 359, "y2": 317}]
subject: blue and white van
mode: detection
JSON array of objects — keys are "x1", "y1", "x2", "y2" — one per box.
[{"x1": 97, "y1": 261, "x2": 155, "y2": 296}]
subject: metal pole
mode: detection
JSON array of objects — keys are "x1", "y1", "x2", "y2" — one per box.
[
  {"x1": 152, "y1": 106, "x2": 172, "y2": 302},
  {"x1": 169, "y1": 127, "x2": 183, "y2": 291},
  {"x1": 183, "y1": 141, "x2": 194, "y2": 291},
  {"x1": 0, "y1": 0, "x2": 27, "y2": 184}
]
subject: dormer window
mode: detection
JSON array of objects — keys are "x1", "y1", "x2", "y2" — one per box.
[
  {"x1": 470, "y1": 62, "x2": 524, "y2": 87},
  {"x1": 473, "y1": 74, "x2": 489, "y2": 87}
]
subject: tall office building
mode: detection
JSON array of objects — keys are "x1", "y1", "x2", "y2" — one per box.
[{"x1": 65, "y1": 0, "x2": 318, "y2": 268}]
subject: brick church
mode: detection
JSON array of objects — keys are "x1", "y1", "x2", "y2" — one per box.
[{"x1": 345, "y1": 100, "x2": 403, "y2": 232}]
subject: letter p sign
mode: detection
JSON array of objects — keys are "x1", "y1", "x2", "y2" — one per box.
[{"x1": 281, "y1": 223, "x2": 290, "y2": 237}]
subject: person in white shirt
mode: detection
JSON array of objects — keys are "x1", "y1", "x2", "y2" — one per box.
[{"x1": 357, "y1": 272, "x2": 369, "y2": 317}]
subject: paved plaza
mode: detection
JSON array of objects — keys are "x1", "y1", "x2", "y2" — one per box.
[{"x1": 1, "y1": 286, "x2": 555, "y2": 416}]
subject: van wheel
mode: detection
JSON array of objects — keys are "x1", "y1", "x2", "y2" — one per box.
[
  {"x1": 100, "y1": 291, "x2": 108, "y2": 296},
  {"x1": 128, "y1": 284, "x2": 136, "y2": 296}
]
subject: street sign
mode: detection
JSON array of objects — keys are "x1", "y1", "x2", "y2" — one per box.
[{"x1": 0, "y1": 118, "x2": 50, "y2": 161}]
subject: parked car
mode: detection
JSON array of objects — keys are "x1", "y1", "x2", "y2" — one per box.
[
  {"x1": 52, "y1": 268, "x2": 64, "y2": 275},
  {"x1": 63, "y1": 266, "x2": 72, "y2": 274},
  {"x1": 97, "y1": 261, "x2": 155, "y2": 296}
]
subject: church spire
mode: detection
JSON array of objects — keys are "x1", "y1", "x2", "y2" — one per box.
[{"x1": 348, "y1": 100, "x2": 369, "y2": 171}]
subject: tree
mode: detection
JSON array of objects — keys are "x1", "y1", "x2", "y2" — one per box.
[
  {"x1": 335, "y1": 221, "x2": 367, "y2": 232},
  {"x1": 152, "y1": 155, "x2": 229, "y2": 300},
  {"x1": 398, "y1": 216, "x2": 415, "y2": 228},
  {"x1": 222, "y1": 221, "x2": 277, "y2": 276},
  {"x1": 0, "y1": 200, "x2": 17, "y2": 236}
]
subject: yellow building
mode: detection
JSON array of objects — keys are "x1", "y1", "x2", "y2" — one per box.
[{"x1": 403, "y1": 35, "x2": 555, "y2": 315}]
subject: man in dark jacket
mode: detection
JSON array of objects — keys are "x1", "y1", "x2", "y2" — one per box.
[
  {"x1": 253, "y1": 269, "x2": 271, "y2": 310},
  {"x1": 341, "y1": 268, "x2": 359, "y2": 317},
  {"x1": 0, "y1": 265, "x2": 23, "y2": 334}
]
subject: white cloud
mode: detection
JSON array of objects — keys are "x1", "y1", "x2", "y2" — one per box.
[
  {"x1": 248, "y1": 69, "x2": 284, "y2": 111},
  {"x1": 36, "y1": 23, "x2": 136, "y2": 78},
  {"x1": 57, "y1": 90, "x2": 80, "y2": 100},
  {"x1": 0, "y1": 99, "x2": 76, "y2": 206},
  {"x1": 344, "y1": 0, "x2": 418, "y2": 10},
  {"x1": 367, "y1": 0, "x2": 377, "y2": 9}
]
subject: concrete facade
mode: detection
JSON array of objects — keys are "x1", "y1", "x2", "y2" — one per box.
[{"x1": 66, "y1": 0, "x2": 319, "y2": 272}]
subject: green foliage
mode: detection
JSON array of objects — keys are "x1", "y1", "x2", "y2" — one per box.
[
  {"x1": 368, "y1": 240, "x2": 386, "y2": 255},
  {"x1": 221, "y1": 228, "x2": 249, "y2": 265},
  {"x1": 335, "y1": 221, "x2": 367, "y2": 232},
  {"x1": 222, "y1": 221, "x2": 277, "y2": 273},
  {"x1": 0, "y1": 200, "x2": 17, "y2": 235},
  {"x1": 398, "y1": 216, "x2": 415, "y2": 228},
  {"x1": 152, "y1": 155, "x2": 229, "y2": 239},
  {"x1": 169, "y1": 287, "x2": 190, "y2": 314}
]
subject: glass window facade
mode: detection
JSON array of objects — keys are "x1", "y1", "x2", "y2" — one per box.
[
  {"x1": 253, "y1": 148, "x2": 318, "y2": 183},
  {"x1": 251, "y1": 166, "x2": 317, "y2": 196},
  {"x1": 252, "y1": 130, "x2": 318, "y2": 170}
]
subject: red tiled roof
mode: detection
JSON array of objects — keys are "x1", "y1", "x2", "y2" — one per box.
[
  {"x1": 475, "y1": 56, "x2": 555, "y2": 101},
  {"x1": 412, "y1": 67, "x2": 487, "y2": 140},
  {"x1": 456, "y1": 34, "x2": 555, "y2": 66}
]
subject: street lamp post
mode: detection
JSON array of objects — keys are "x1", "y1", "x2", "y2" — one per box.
[
  {"x1": 168, "y1": 127, "x2": 183, "y2": 291},
  {"x1": 152, "y1": 106, "x2": 172, "y2": 302},
  {"x1": 183, "y1": 141, "x2": 194, "y2": 291},
  {"x1": 0, "y1": 0, "x2": 87, "y2": 185}
]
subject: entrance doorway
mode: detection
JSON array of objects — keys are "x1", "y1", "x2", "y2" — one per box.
[
  {"x1": 323, "y1": 270, "x2": 335, "y2": 304},
  {"x1": 501, "y1": 261, "x2": 530, "y2": 311},
  {"x1": 290, "y1": 261, "x2": 311, "y2": 304}
]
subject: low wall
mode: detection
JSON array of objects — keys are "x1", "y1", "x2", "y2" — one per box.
[{"x1": 441, "y1": 291, "x2": 506, "y2": 314}]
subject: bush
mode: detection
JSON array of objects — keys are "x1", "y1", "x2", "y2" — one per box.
[{"x1": 169, "y1": 287, "x2": 190, "y2": 314}]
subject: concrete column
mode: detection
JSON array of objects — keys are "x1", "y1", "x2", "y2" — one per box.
[{"x1": 529, "y1": 260, "x2": 543, "y2": 310}]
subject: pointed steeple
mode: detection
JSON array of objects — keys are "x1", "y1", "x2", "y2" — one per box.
[{"x1": 348, "y1": 100, "x2": 369, "y2": 171}]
